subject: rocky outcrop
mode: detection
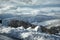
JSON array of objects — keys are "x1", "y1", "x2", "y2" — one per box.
[
  {"x1": 8, "y1": 20, "x2": 36, "y2": 29},
  {"x1": 8, "y1": 19, "x2": 60, "y2": 35},
  {"x1": 41, "y1": 26, "x2": 59, "y2": 35}
]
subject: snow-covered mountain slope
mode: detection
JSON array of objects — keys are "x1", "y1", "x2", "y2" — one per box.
[
  {"x1": 44, "y1": 19, "x2": 60, "y2": 29},
  {"x1": 32, "y1": 19, "x2": 60, "y2": 29},
  {"x1": 0, "y1": 26, "x2": 60, "y2": 40},
  {"x1": 0, "y1": 34, "x2": 19, "y2": 40},
  {"x1": 36, "y1": 19, "x2": 60, "y2": 25},
  {"x1": 42, "y1": 19, "x2": 60, "y2": 26},
  {"x1": 0, "y1": 0, "x2": 60, "y2": 40}
]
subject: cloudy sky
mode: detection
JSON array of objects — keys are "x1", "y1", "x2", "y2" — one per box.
[{"x1": 0, "y1": 0, "x2": 60, "y2": 16}]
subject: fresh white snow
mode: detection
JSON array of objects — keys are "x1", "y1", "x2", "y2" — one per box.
[{"x1": 0, "y1": 25, "x2": 60, "y2": 40}]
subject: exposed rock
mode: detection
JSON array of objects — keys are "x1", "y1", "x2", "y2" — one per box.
[
  {"x1": 40, "y1": 26, "x2": 48, "y2": 33},
  {"x1": 47, "y1": 28, "x2": 59, "y2": 34},
  {"x1": 41, "y1": 26, "x2": 59, "y2": 34},
  {"x1": 0, "y1": 20, "x2": 2, "y2": 23},
  {"x1": 8, "y1": 20, "x2": 36, "y2": 29}
]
